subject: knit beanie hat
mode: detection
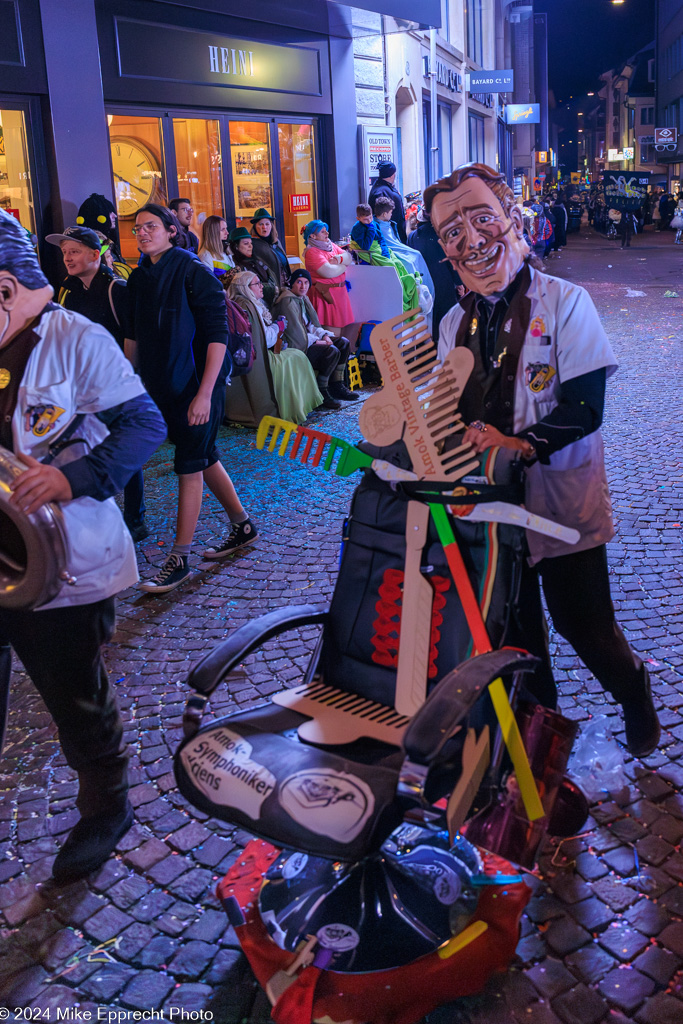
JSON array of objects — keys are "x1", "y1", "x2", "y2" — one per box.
[
  {"x1": 289, "y1": 268, "x2": 312, "y2": 287},
  {"x1": 376, "y1": 161, "x2": 397, "y2": 179},
  {"x1": 77, "y1": 194, "x2": 118, "y2": 242}
]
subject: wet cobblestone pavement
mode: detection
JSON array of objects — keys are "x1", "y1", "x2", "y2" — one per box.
[{"x1": 2, "y1": 224, "x2": 683, "y2": 1023}]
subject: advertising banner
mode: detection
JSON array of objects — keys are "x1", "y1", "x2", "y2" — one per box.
[
  {"x1": 506, "y1": 104, "x2": 540, "y2": 125},
  {"x1": 467, "y1": 70, "x2": 514, "y2": 92}
]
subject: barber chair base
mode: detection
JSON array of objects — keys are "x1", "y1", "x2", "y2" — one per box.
[
  {"x1": 218, "y1": 837, "x2": 530, "y2": 1024},
  {"x1": 259, "y1": 826, "x2": 483, "y2": 972}
]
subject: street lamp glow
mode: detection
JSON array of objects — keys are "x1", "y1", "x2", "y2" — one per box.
[{"x1": 611, "y1": 1, "x2": 625, "y2": 5}]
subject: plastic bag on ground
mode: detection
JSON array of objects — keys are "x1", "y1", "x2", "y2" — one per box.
[{"x1": 567, "y1": 715, "x2": 627, "y2": 802}]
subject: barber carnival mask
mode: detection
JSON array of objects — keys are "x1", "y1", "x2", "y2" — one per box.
[{"x1": 429, "y1": 167, "x2": 529, "y2": 297}]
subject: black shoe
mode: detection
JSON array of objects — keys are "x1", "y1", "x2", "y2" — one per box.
[
  {"x1": 329, "y1": 380, "x2": 360, "y2": 402},
  {"x1": 126, "y1": 520, "x2": 149, "y2": 543},
  {"x1": 318, "y1": 388, "x2": 342, "y2": 410},
  {"x1": 622, "y1": 678, "x2": 661, "y2": 758},
  {"x1": 52, "y1": 802, "x2": 134, "y2": 884},
  {"x1": 139, "y1": 553, "x2": 191, "y2": 594},
  {"x1": 203, "y1": 518, "x2": 258, "y2": 560}
]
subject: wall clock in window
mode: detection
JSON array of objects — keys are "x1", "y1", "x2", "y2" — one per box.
[{"x1": 110, "y1": 137, "x2": 161, "y2": 217}]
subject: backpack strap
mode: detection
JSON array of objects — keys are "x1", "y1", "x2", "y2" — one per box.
[{"x1": 107, "y1": 280, "x2": 122, "y2": 327}]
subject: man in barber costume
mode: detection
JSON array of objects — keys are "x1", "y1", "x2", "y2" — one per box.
[
  {"x1": 0, "y1": 210, "x2": 166, "y2": 882},
  {"x1": 426, "y1": 164, "x2": 660, "y2": 758}
]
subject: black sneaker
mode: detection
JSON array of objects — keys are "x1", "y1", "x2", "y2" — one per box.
[
  {"x1": 318, "y1": 388, "x2": 342, "y2": 410},
  {"x1": 622, "y1": 676, "x2": 661, "y2": 758},
  {"x1": 139, "y1": 553, "x2": 191, "y2": 594},
  {"x1": 52, "y1": 802, "x2": 134, "y2": 884},
  {"x1": 329, "y1": 380, "x2": 360, "y2": 402},
  {"x1": 203, "y1": 518, "x2": 258, "y2": 560},
  {"x1": 126, "y1": 520, "x2": 149, "y2": 543}
]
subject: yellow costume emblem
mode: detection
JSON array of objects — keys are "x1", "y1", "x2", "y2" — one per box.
[
  {"x1": 24, "y1": 404, "x2": 66, "y2": 437},
  {"x1": 525, "y1": 362, "x2": 556, "y2": 394},
  {"x1": 0, "y1": 368, "x2": 10, "y2": 389},
  {"x1": 469, "y1": 317, "x2": 478, "y2": 335}
]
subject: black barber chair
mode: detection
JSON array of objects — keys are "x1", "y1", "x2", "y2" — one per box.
[{"x1": 173, "y1": 466, "x2": 573, "y2": 972}]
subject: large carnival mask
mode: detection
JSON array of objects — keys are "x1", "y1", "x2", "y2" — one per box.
[{"x1": 429, "y1": 169, "x2": 528, "y2": 296}]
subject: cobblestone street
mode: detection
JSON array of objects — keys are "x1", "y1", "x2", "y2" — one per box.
[{"x1": 2, "y1": 225, "x2": 683, "y2": 1024}]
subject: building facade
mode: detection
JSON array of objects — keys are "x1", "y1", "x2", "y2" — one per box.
[
  {"x1": 656, "y1": 0, "x2": 683, "y2": 189},
  {"x1": 0, "y1": 0, "x2": 440, "y2": 268},
  {"x1": 357, "y1": 0, "x2": 517, "y2": 202}
]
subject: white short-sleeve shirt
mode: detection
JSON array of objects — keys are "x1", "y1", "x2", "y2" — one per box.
[{"x1": 438, "y1": 266, "x2": 618, "y2": 563}]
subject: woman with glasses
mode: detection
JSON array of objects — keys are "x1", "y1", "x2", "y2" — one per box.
[
  {"x1": 125, "y1": 203, "x2": 257, "y2": 590},
  {"x1": 228, "y1": 271, "x2": 322, "y2": 425}
]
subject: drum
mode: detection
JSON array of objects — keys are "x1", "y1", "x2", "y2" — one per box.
[{"x1": 0, "y1": 445, "x2": 70, "y2": 609}]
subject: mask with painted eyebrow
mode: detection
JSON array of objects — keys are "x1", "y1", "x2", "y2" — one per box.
[{"x1": 431, "y1": 175, "x2": 528, "y2": 296}]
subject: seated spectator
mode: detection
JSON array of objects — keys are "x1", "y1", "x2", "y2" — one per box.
[
  {"x1": 302, "y1": 220, "x2": 354, "y2": 332},
  {"x1": 169, "y1": 198, "x2": 199, "y2": 253},
  {"x1": 229, "y1": 228, "x2": 279, "y2": 307},
  {"x1": 374, "y1": 196, "x2": 434, "y2": 301},
  {"x1": 228, "y1": 271, "x2": 323, "y2": 424},
  {"x1": 199, "y1": 216, "x2": 234, "y2": 277},
  {"x1": 349, "y1": 202, "x2": 418, "y2": 312},
  {"x1": 272, "y1": 268, "x2": 359, "y2": 408},
  {"x1": 250, "y1": 208, "x2": 290, "y2": 292}
]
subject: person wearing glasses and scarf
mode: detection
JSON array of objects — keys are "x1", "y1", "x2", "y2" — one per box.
[{"x1": 228, "y1": 270, "x2": 322, "y2": 425}]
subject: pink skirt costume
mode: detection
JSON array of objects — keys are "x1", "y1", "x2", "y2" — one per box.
[{"x1": 304, "y1": 243, "x2": 354, "y2": 329}]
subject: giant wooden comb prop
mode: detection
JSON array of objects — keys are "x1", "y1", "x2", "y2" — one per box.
[{"x1": 358, "y1": 310, "x2": 479, "y2": 481}]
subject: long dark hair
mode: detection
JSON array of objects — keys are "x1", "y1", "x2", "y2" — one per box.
[{"x1": 136, "y1": 203, "x2": 182, "y2": 246}]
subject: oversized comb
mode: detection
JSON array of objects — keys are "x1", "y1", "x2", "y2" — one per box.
[
  {"x1": 358, "y1": 309, "x2": 479, "y2": 481},
  {"x1": 255, "y1": 416, "x2": 416, "y2": 482}
]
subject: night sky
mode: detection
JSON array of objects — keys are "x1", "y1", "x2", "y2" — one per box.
[{"x1": 535, "y1": 0, "x2": 655, "y2": 100}]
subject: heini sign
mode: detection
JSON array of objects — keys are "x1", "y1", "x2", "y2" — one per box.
[{"x1": 209, "y1": 46, "x2": 255, "y2": 77}]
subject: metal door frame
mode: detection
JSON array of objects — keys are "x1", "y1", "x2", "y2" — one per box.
[{"x1": 105, "y1": 104, "x2": 323, "y2": 247}]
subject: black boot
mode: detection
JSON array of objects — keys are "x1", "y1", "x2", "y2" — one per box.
[
  {"x1": 329, "y1": 380, "x2": 360, "y2": 402},
  {"x1": 621, "y1": 671, "x2": 661, "y2": 758},
  {"x1": 319, "y1": 388, "x2": 341, "y2": 410},
  {"x1": 52, "y1": 801, "x2": 134, "y2": 883}
]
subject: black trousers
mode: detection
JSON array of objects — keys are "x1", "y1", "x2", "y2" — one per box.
[
  {"x1": 510, "y1": 545, "x2": 646, "y2": 709},
  {"x1": 306, "y1": 337, "x2": 350, "y2": 385},
  {"x1": 123, "y1": 469, "x2": 145, "y2": 526},
  {"x1": 0, "y1": 597, "x2": 129, "y2": 818}
]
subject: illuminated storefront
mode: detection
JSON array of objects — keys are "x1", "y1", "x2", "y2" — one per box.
[{"x1": 101, "y1": 4, "x2": 327, "y2": 263}]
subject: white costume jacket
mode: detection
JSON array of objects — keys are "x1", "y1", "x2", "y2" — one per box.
[
  {"x1": 10, "y1": 306, "x2": 146, "y2": 608},
  {"x1": 438, "y1": 267, "x2": 618, "y2": 564}
]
